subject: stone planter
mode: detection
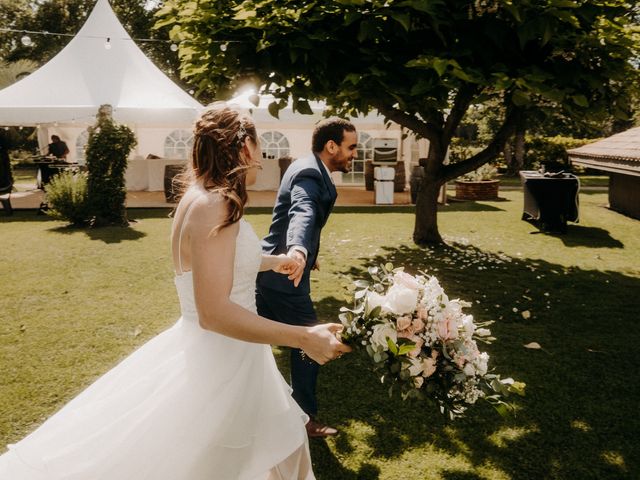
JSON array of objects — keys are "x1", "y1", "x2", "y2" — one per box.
[{"x1": 454, "y1": 179, "x2": 500, "y2": 200}]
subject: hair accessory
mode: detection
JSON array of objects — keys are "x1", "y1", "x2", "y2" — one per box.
[{"x1": 236, "y1": 123, "x2": 248, "y2": 145}]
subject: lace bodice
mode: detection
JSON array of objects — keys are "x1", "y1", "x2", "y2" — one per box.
[{"x1": 175, "y1": 219, "x2": 262, "y2": 320}]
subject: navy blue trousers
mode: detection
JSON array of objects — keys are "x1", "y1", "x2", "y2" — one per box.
[{"x1": 255, "y1": 286, "x2": 319, "y2": 416}]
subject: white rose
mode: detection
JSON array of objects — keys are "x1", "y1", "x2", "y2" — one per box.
[
  {"x1": 370, "y1": 323, "x2": 397, "y2": 351},
  {"x1": 366, "y1": 291, "x2": 386, "y2": 315},
  {"x1": 383, "y1": 284, "x2": 419, "y2": 316},
  {"x1": 463, "y1": 363, "x2": 476, "y2": 376},
  {"x1": 393, "y1": 271, "x2": 421, "y2": 291}
]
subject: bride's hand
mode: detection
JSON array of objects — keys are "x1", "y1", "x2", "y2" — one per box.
[
  {"x1": 301, "y1": 323, "x2": 352, "y2": 365},
  {"x1": 271, "y1": 254, "x2": 299, "y2": 275}
]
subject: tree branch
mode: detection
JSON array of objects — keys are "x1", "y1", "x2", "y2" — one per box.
[
  {"x1": 442, "y1": 85, "x2": 480, "y2": 147},
  {"x1": 372, "y1": 103, "x2": 441, "y2": 145},
  {"x1": 442, "y1": 105, "x2": 521, "y2": 182}
]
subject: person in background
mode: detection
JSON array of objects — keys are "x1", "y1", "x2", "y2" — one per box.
[{"x1": 47, "y1": 135, "x2": 70, "y2": 160}]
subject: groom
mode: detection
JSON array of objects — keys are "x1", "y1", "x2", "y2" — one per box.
[{"x1": 256, "y1": 118, "x2": 357, "y2": 437}]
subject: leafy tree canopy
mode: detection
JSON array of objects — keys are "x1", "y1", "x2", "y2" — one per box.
[{"x1": 160, "y1": 0, "x2": 638, "y2": 244}]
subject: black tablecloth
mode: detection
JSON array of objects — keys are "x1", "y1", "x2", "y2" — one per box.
[{"x1": 519, "y1": 171, "x2": 579, "y2": 232}]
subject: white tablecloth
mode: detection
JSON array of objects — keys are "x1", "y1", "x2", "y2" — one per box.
[
  {"x1": 125, "y1": 158, "x2": 188, "y2": 191},
  {"x1": 249, "y1": 157, "x2": 280, "y2": 191}
]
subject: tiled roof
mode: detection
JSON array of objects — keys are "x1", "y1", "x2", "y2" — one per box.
[{"x1": 568, "y1": 126, "x2": 640, "y2": 175}]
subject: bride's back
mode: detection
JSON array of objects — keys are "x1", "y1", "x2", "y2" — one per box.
[{"x1": 171, "y1": 186, "x2": 231, "y2": 275}]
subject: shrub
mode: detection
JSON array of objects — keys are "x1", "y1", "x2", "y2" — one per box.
[
  {"x1": 525, "y1": 136, "x2": 595, "y2": 172},
  {"x1": 85, "y1": 106, "x2": 137, "y2": 227},
  {"x1": 45, "y1": 170, "x2": 89, "y2": 226}
]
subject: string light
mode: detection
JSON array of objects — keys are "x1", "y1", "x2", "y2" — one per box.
[{"x1": 0, "y1": 27, "x2": 238, "y2": 51}]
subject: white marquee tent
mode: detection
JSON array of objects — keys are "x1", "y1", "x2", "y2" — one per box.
[
  {"x1": 0, "y1": 0, "x2": 205, "y2": 190},
  {"x1": 0, "y1": 0, "x2": 426, "y2": 191},
  {"x1": 0, "y1": 0, "x2": 202, "y2": 127}
]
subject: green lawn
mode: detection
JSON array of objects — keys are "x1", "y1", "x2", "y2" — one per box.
[{"x1": 1, "y1": 191, "x2": 638, "y2": 479}]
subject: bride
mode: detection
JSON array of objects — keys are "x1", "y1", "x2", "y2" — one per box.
[{"x1": 0, "y1": 103, "x2": 351, "y2": 479}]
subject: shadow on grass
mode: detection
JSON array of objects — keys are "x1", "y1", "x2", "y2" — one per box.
[
  {"x1": 551, "y1": 225, "x2": 624, "y2": 248},
  {"x1": 442, "y1": 200, "x2": 508, "y2": 212},
  {"x1": 307, "y1": 243, "x2": 639, "y2": 479},
  {"x1": 48, "y1": 223, "x2": 147, "y2": 243}
]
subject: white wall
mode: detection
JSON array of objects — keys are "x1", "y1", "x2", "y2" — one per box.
[{"x1": 41, "y1": 114, "x2": 426, "y2": 191}]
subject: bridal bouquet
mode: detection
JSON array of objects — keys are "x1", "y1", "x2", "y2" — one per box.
[{"x1": 339, "y1": 264, "x2": 525, "y2": 420}]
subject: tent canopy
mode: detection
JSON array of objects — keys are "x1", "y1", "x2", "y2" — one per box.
[{"x1": 0, "y1": 0, "x2": 202, "y2": 127}]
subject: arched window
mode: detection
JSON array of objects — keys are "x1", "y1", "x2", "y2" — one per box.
[
  {"x1": 342, "y1": 131, "x2": 372, "y2": 184},
  {"x1": 164, "y1": 130, "x2": 193, "y2": 159},
  {"x1": 75, "y1": 130, "x2": 89, "y2": 165},
  {"x1": 259, "y1": 131, "x2": 290, "y2": 160}
]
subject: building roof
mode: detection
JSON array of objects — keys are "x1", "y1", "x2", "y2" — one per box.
[
  {"x1": 0, "y1": 0, "x2": 202, "y2": 127},
  {"x1": 568, "y1": 126, "x2": 640, "y2": 176}
]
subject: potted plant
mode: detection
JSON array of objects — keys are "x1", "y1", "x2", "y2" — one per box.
[{"x1": 455, "y1": 163, "x2": 500, "y2": 200}]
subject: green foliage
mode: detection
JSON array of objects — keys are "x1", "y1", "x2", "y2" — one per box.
[
  {"x1": 160, "y1": 0, "x2": 639, "y2": 243},
  {"x1": 525, "y1": 135, "x2": 594, "y2": 172},
  {"x1": 85, "y1": 109, "x2": 136, "y2": 227},
  {"x1": 44, "y1": 169, "x2": 89, "y2": 225}
]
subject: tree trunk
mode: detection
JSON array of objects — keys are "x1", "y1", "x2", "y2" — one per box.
[
  {"x1": 503, "y1": 139, "x2": 514, "y2": 175},
  {"x1": 413, "y1": 175, "x2": 444, "y2": 244},
  {"x1": 413, "y1": 153, "x2": 445, "y2": 245},
  {"x1": 514, "y1": 122, "x2": 525, "y2": 171}
]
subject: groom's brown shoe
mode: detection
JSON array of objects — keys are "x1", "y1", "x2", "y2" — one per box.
[{"x1": 305, "y1": 418, "x2": 338, "y2": 438}]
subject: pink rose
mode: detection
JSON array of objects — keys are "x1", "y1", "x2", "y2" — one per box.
[
  {"x1": 437, "y1": 315, "x2": 457, "y2": 341},
  {"x1": 412, "y1": 317, "x2": 425, "y2": 333},
  {"x1": 422, "y1": 357, "x2": 437, "y2": 378},
  {"x1": 417, "y1": 307, "x2": 428, "y2": 321},
  {"x1": 396, "y1": 316, "x2": 412, "y2": 332},
  {"x1": 408, "y1": 337, "x2": 424, "y2": 357}
]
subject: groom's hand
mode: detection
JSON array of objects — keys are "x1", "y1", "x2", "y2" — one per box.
[{"x1": 287, "y1": 249, "x2": 306, "y2": 287}]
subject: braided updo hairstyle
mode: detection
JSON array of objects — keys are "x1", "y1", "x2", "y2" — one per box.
[{"x1": 190, "y1": 102, "x2": 258, "y2": 234}]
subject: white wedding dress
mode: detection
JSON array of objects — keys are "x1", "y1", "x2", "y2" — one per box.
[{"x1": 0, "y1": 218, "x2": 314, "y2": 480}]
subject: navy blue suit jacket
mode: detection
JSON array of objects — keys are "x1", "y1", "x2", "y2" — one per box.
[{"x1": 257, "y1": 153, "x2": 337, "y2": 296}]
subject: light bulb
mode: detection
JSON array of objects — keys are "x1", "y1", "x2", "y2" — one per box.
[
  {"x1": 220, "y1": 43, "x2": 227, "y2": 52},
  {"x1": 170, "y1": 43, "x2": 178, "y2": 52},
  {"x1": 104, "y1": 37, "x2": 112, "y2": 50},
  {"x1": 21, "y1": 35, "x2": 32, "y2": 46}
]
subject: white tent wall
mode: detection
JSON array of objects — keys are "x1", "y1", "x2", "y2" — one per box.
[{"x1": 0, "y1": 0, "x2": 428, "y2": 193}]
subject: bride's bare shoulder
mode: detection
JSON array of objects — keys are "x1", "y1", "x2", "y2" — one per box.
[{"x1": 180, "y1": 187, "x2": 230, "y2": 227}]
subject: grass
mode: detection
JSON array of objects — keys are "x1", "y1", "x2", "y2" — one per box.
[{"x1": 1, "y1": 191, "x2": 639, "y2": 479}]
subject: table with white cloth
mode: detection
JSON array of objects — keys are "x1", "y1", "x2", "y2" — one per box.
[
  {"x1": 125, "y1": 158, "x2": 188, "y2": 191},
  {"x1": 248, "y1": 157, "x2": 279, "y2": 191}
]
